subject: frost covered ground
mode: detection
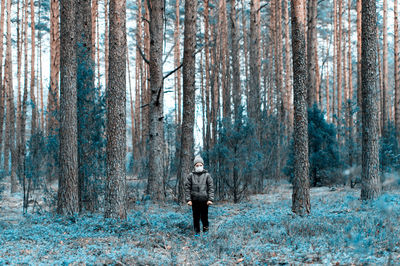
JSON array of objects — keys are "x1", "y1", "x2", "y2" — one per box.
[{"x1": 0, "y1": 181, "x2": 399, "y2": 265}]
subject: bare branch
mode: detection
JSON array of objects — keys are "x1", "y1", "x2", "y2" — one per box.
[
  {"x1": 163, "y1": 63, "x2": 183, "y2": 80},
  {"x1": 137, "y1": 44, "x2": 150, "y2": 65},
  {"x1": 257, "y1": 3, "x2": 268, "y2": 12}
]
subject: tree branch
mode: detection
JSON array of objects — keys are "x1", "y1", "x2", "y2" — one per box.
[
  {"x1": 163, "y1": 63, "x2": 183, "y2": 80},
  {"x1": 257, "y1": 3, "x2": 268, "y2": 13},
  {"x1": 141, "y1": 16, "x2": 150, "y2": 24},
  {"x1": 137, "y1": 44, "x2": 150, "y2": 65}
]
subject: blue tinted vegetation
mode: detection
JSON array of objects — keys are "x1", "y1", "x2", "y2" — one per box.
[{"x1": 0, "y1": 188, "x2": 399, "y2": 264}]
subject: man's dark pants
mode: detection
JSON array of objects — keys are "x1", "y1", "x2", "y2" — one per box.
[{"x1": 191, "y1": 200, "x2": 209, "y2": 233}]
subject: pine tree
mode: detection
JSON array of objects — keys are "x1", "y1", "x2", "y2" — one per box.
[
  {"x1": 146, "y1": 0, "x2": 166, "y2": 201},
  {"x1": 76, "y1": 0, "x2": 96, "y2": 212},
  {"x1": 105, "y1": 0, "x2": 127, "y2": 219},
  {"x1": 57, "y1": 0, "x2": 79, "y2": 215},
  {"x1": 291, "y1": 0, "x2": 310, "y2": 215},
  {"x1": 361, "y1": 0, "x2": 381, "y2": 200},
  {"x1": 177, "y1": 0, "x2": 198, "y2": 204}
]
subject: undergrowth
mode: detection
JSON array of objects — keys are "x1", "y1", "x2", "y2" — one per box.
[{"x1": 0, "y1": 189, "x2": 399, "y2": 264}]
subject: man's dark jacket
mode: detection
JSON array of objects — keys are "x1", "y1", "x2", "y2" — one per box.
[{"x1": 184, "y1": 170, "x2": 214, "y2": 202}]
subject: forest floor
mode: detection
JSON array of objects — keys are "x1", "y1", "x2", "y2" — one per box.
[{"x1": 0, "y1": 177, "x2": 400, "y2": 265}]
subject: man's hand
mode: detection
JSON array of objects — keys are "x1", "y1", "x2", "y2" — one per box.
[
  {"x1": 207, "y1": 201, "x2": 213, "y2": 206},
  {"x1": 187, "y1": 201, "x2": 192, "y2": 206}
]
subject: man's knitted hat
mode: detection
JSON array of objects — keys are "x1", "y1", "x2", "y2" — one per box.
[{"x1": 193, "y1": 155, "x2": 204, "y2": 166}]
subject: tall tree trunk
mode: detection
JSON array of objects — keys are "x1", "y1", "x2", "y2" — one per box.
[
  {"x1": 4, "y1": 0, "x2": 17, "y2": 192},
  {"x1": 104, "y1": 0, "x2": 109, "y2": 89},
  {"x1": 30, "y1": 0, "x2": 37, "y2": 135},
  {"x1": 377, "y1": 29, "x2": 383, "y2": 134},
  {"x1": 142, "y1": 1, "x2": 150, "y2": 154},
  {"x1": 315, "y1": 45, "x2": 321, "y2": 105},
  {"x1": 242, "y1": 0, "x2": 249, "y2": 113},
  {"x1": 47, "y1": 0, "x2": 60, "y2": 184},
  {"x1": 220, "y1": 0, "x2": 230, "y2": 119},
  {"x1": 20, "y1": 0, "x2": 28, "y2": 204},
  {"x1": 57, "y1": 0, "x2": 79, "y2": 215},
  {"x1": 204, "y1": 0, "x2": 211, "y2": 152},
  {"x1": 201, "y1": 52, "x2": 205, "y2": 146},
  {"x1": 38, "y1": 1, "x2": 44, "y2": 131},
  {"x1": 307, "y1": 0, "x2": 317, "y2": 106},
  {"x1": 337, "y1": 0, "x2": 343, "y2": 122},
  {"x1": 361, "y1": 0, "x2": 381, "y2": 200},
  {"x1": 395, "y1": 0, "x2": 400, "y2": 138},
  {"x1": 210, "y1": 7, "x2": 220, "y2": 149},
  {"x1": 91, "y1": 0, "x2": 98, "y2": 61},
  {"x1": 174, "y1": 0, "x2": 182, "y2": 126},
  {"x1": 16, "y1": 0, "x2": 22, "y2": 159},
  {"x1": 291, "y1": 0, "x2": 310, "y2": 215},
  {"x1": 347, "y1": 0, "x2": 354, "y2": 166},
  {"x1": 325, "y1": 42, "x2": 330, "y2": 121},
  {"x1": 177, "y1": 0, "x2": 198, "y2": 204},
  {"x1": 275, "y1": 0, "x2": 284, "y2": 180},
  {"x1": 134, "y1": 0, "x2": 142, "y2": 163},
  {"x1": 356, "y1": 0, "x2": 362, "y2": 145},
  {"x1": 249, "y1": 0, "x2": 261, "y2": 129},
  {"x1": 128, "y1": 54, "x2": 135, "y2": 164},
  {"x1": 105, "y1": 0, "x2": 127, "y2": 219},
  {"x1": 284, "y1": 0, "x2": 292, "y2": 130},
  {"x1": 48, "y1": 0, "x2": 60, "y2": 137},
  {"x1": 332, "y1": 0, "x2": 337, "y2": 123},
  {"x1": 96, "y1": 8, "x2": 101, "y2": 88},
  {"x1": 146, "y1": 0, "x2": 165, "y2": 201},
  {"x1": 76, "y1": 0, "x2": 96, "y2": 212},
  {"x1": 0, "y1": 0, "x2": 5, "y2": 167},
  {"x1": 230, "y1": 0, "x2": 241, "y2": 118},
  {"x1": 382, "y1": 0, "x2": 388, "y2": 135}
]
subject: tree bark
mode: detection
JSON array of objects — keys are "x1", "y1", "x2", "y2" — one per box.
[
  {"x1": 177, "y1": 0, "x2": 198, "y2": 204},
  {"x1": 291, "y1": 0, "x2": 310, "y2": 215},
  {"x1": 57, "y1": 0, "x2": 79, "y2": 215},
  {"x1": 356, "y1": 0, "x2": 362, "y2": 139},
  {"x1": 347, "y1": 0, "x2": 354, "y2": 166},
  {"x1": 146, "y1": 0, "x2": 165, "y2": 201},
  {"x1": 47, "y1": 0, "x2": 60, "y2": 137},
  {"x1": 275, "y1": 0, "x2": 284, "y2": 179},
  {"x1": 395, "y1": 0, "x2": 400, "y2": 138},
  {"x1": 0, "y1": 0, "x2": 5, "y2": 166},
  {"x1": 284, "y1": 0, "x2": 292, "y2": 130},
  {"x1": 332, "y1": 0, "x2": 337, "y2": 123},
  {"x1": 249, "y1": 0, "x2": 261, "y2": 127},
  {"x1": 91, "y1": 0, "x2": 98, "y2": 61},
  {"x1": 4, "y1": 0, "x2": 17, "y2": 192},
  {"x1": 16, "y1": 0, "x2": 22, "y2": 160},
  {"x1": 325, "y1": 41, "x2": 330, "y2": 122},
  {"x1": 361, "y1": 0, "x2": 381, "y2": 200},
  {"x1": 382, "y1": 0, "x2": 388, "y2": 135},
  {"x1": 174, "y1": 0, "x2": 182, "y2": 126},
  {"x1": 242, "y1": 0, "x2": 249, "y2": 116},
  {"x1": 220, "y1": 0, "x2": 230, "y2": 119},
  {"x1": 105, "y1": 0, "x2": 127, "y2": 219},
  {"x1": 337, "y1": 0, "x2": 343, "y2": 121},
  {"x1": 76, "y1": 0, "x2": 96, "y2": 212},
  {"x1": 19, "y1": 0, "x2": 29, "y2": 202},
  {"x1": 104, "y1": 0, "x2": 109, "y2": 89},
  {"x1": 204, "y1": 0, "x2": 211, "y2": 152},
  {"x1": 230, "y1": 0, "x2": 241, "y2": 118},
  {"x1": 134, "y1": 0, "x2": 142, "y2": 163},
  {"x1": 307, "y1": 0, "x2": 317, "y2": 106},
  {"x1": 30, "y1": 0, "x2": 37, "y2": 135}
]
